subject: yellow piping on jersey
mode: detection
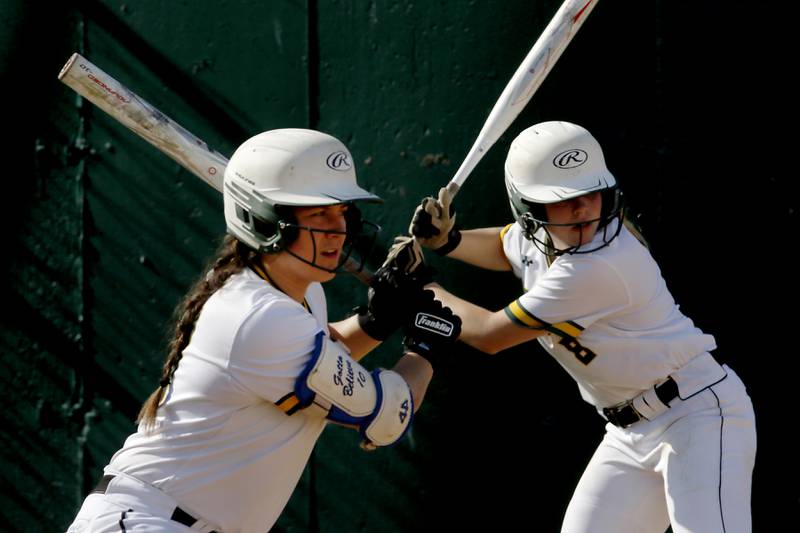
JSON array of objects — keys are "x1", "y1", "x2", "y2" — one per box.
[
  {"x1": 505, "y1": 299, "x2": 544, "y2": 328},
  {"x1": 499, "y1": 223, "x2": 514, "y2": 241},
  {"x1": 505, "y1": 299, "x2": 584, "y2": 338},
  {"x1": 551, "y1": 320, "x2": 583, "y2": 338},
  {"x1": 275, "y1": 392, "x2": 301, "y2": 415}
]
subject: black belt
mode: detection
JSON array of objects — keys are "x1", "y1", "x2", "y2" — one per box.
[
  {"x1": 602, "y1": 376, "x2": 679, "y2": 428},
  {"x1": 93, "y1": 475, "x2": 219, "y2": 532}
]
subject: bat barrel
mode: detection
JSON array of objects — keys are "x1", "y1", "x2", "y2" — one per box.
[
  {"x1": 58, "y1": 52, "x2": 80, "y2": 81},
  {"x1": 447, "y1": 0, "x2": 599, "y2": 195},
  {"x1": 58, "y1": 52, "x2": 228, "y2": 192}
]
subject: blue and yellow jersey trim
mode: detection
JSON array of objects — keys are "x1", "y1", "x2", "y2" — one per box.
[
  {"x1": 274, "y1": 332, "x2": 327, "y2": 416},
  {"x1": 275, "y1": 391, "x2": 302, "y2": 415},
  {"x1": 504, "y1": 299, "x2": 584, "y2": 339}
]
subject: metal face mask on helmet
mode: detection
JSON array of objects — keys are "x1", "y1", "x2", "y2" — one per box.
[
  {"x1": 504, "y1": 121, "x2": 625, "y2": 256},
  {"x1": 223, "y1": 128, "x2": 382, "y2": 272}
]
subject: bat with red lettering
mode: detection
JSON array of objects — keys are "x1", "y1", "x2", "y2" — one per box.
[
  {"x1": 57, "y1": 52, "x2": 375, "y2": 283},
  {"x1": 58, "y1": 53, "x2": 228, "y2": 191}
]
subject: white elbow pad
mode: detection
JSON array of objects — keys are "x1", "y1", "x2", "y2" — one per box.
[
  {"x1": 304, "y1": 335, "x2": 376, "y2": 417},
  {"x1": 362, "y1": 369, "x2": 413, "y2": 447},
  {"x1": 293, "y1": 333, "x2": 413, "y2": 447}
]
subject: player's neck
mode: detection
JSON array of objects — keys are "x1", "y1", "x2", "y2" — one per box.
[{"x1": 256, "y1": 254, "x2": 311, "y2": 304}]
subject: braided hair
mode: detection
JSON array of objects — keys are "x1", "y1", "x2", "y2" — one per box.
[{"x1": 137, "y1": 235, "x2": 257, "y2": 429}]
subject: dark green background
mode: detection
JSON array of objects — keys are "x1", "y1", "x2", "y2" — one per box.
[{"x1": 1, "y1": 0, "x2": 794, "y2": 531}]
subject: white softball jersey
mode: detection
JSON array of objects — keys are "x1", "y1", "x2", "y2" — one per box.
[
  {"x1": 501, "y1": 219, "x2": 756, "y2": 531},
  {"x1": 106, "y1": 268, "x2": 331, "y2": 532},
  {"x1": 502, "y1": 219, "x2": 719, "y2": 408}
]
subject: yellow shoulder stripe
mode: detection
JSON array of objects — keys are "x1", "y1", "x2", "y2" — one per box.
[
  {"x1": 550, "y1": 320, "x2": 583, "y2": 338},
  {"x1": 504, "y1": 299, "x2": 584, "y2": 338},
  {"x1": 505, "y1": 300, "x2": 543, "y2": 329},
  {"x1": 275, "y1": 392, "x2": 300, "y2": 414},
  {"x1": 499, "y1": 223, "x2": 514, "y2": 241}
]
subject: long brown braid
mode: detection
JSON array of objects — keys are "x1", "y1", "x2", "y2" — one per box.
[{"x1": 137, "y1": 235, "x2": 258, "y2": 429}]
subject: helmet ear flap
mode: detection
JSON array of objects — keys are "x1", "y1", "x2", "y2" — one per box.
[
  {"x1": 250, "y1": 215, "x2": 282, "y2": 252},
  {"x1": 231, "y1": 202, "x2": 278, "y2": 252},
  {"x1": 519, "y1": 212, "x2": 541, "y2": 240},
  {"x1": 519, "y1": 200, "x2": 548, "y2": 240},
  {"x1": 243, "y1": 205, "x2": 298, "y2": 253},
  {"x1": 599, "y1": 187, "x2": 625, "y2": 228},
  {"x1": 507, "y1": 178, "x2": 548, "y2": 241},
  {"x1": 274, "y1": 205, "x2": 298, "y2": 249}
]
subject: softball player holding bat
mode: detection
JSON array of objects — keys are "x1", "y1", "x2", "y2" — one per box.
[
  {"x1": 408, "y1": 121, "x2": 756, "y2": 533},
  {"x1": 66, "y1": 129, "x2": 460, "y2": 533}
]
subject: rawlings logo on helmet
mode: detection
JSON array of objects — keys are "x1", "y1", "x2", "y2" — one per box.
[
  {"x1": 553, "y1": 149, "x2": 588, "y2": 169},
  {"x1": 326, "y1": 151, "x2": 352, "y2": 171}
]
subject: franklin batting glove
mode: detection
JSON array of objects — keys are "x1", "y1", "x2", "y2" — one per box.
[
  {"x1": 402, "y1": 291, "x2": 462, "y2": 369},
  {"x1": 357, "y1": 260, "x2": 434, "y2": 341}
]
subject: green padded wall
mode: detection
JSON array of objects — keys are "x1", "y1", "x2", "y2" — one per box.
[{"x1": 0, "y1": 1, "x2": 794, "y2": 531}]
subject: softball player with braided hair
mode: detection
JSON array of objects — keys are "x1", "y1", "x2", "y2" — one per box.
[
  {"x1": 408, "y1": 121, "x2": 756, "y2": 533},
  {"x1": 66, "y1": 128, "x2": 460, "y2": 533}
]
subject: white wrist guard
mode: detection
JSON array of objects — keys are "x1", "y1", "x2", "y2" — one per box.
[{"x1": 362, "y1": 368, "x2": 413, "y2": 446}]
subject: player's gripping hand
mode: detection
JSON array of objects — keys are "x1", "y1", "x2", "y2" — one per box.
[
  {"x1": 402, "y1": 290, "x2": 462, "y2": 369},
  {"x1": 409, "y1": 184, "x2": 462, "y2": 256},
  {"x1": 382, "y1": 234, "x2": 425, "y2": 276},
  {"x1": 357, "y1": 236, "x2": 434, "y2": 341}
]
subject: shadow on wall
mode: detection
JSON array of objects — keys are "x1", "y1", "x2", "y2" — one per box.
[{"x1": 1, "y1": 3, "x2": 89, "y2": 530}]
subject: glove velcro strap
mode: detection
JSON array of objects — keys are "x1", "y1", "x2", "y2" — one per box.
[
  {"x1": 403, "y1": 335, "x2": 447, "y2": 371},
  {"x1": 434, "y1": 225, "x2": 462, "y2": 256},
  {"x1": 402, "y1": 345, "x2": 439, "y2": 371}
]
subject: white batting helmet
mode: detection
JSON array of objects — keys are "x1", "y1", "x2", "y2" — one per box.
[
  {"x1": 504, "y1": 121, "x2": 624, "y2": 254},
  {"x1": 224, "y1": 129, "x2": 381, "y2": 253}
]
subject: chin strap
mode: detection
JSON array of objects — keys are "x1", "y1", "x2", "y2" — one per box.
[
  {"x1": 527, "y1": 211, "x2": 625, "y2": 257},
  {"x1": 269, "y1": 219, "x2": 376, "y2": 275}
]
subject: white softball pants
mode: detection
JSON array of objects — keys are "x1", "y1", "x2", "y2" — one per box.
[
  {"x1": 65, "y1": 471, "x2": 219, "y2": 533},
  {"x1": 561, "y1": 365, "x2": 756, "y2": 533}
]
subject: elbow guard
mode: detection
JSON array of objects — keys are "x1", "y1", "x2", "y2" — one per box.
[{"x1": 294, "y1": 332, "x2": 413, "y2": 447}]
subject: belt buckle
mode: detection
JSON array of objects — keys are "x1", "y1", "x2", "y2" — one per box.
[{"x1": 603, "y1": 399, "x2": 642, "y2": 429}]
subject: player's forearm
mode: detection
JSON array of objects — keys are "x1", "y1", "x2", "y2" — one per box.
[
  {"x1": 328, "y1": 314, "x2": 381, "y2": 361},
  {"x1": 445, "y1": 227, "x2": 512, "y2": 271},
  {"x1": 426, "y1": 284, "x2": 504, "y2": 354},
  {"x1": 427, "y1": 282, "x2": 549, "y2": 354},
  {"x1": 391, "y1": 352, "x2": 433, "y2": 412}
]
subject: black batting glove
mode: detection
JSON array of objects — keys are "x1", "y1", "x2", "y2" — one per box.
[
  {"x1": 357, "y1": 237, "x2": 434, "y2": 341},
  {"x1": 402, "y1": 290, "x2": 462, "y2": 369}
]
